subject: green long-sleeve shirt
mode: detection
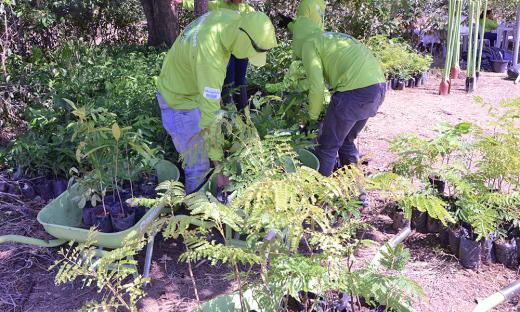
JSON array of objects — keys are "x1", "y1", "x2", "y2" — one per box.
[
  {"x1": 481, "y1": 18, "x2": 499, "y2": 33},
  {"x1": 293, "y1": 17, "x2": 385, "y2": 121},
  {"x1": 288, "y1": 0, "x2": 326, "y2": 32}
]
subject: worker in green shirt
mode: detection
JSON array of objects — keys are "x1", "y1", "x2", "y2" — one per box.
[
  {"x1": 278, "y1": 0, "x2": 327, "y2": 31},
  {"x1": 292, "y1": 17, "x2": 386, "y2": 180},
  {"x1": 480, "y1": 10, "x2": 500, "y2": 47},
  {"x1": 157, "y1": 10, "x2": 277, "y2": 193},
  {"x1": 182, "y1": 0, "x2": 256, "y2": 110}
]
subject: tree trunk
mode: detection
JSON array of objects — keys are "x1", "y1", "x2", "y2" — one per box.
[
  {"x1": 140, "y1": 0, "x2": 180, "y2": 47},
  {"x1": 194, "y1": 0, "x2": 208, "y2": 18}
]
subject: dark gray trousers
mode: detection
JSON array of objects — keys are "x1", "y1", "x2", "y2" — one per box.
[{"x1": 317, "y1": 83, "x2": 386, "y2": 177}]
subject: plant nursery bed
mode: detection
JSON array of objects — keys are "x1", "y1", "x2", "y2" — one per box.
[{"x1": 1, "y1": 72, "x2": 520, "y2": 312}]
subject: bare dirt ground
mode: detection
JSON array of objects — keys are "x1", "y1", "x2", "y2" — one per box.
[{"x1": 1, "y1": 70, "x2": 520, "y2": 312}]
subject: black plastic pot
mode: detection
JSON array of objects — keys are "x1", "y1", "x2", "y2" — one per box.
[
  {"x1": 21, "y1": 182, "x2": 36, "y2": 200},
  {"x1": 111, "y1": 210, "x2": 135, "y2": 232},
  {"x1": 396, "y1": 80, "x2": 405, "y2": 90},
  {"x1": 407, "y1": 78, "x2": 415, "y2": 88},
  {"x1": 391, "y1": 78, "x2": 399, "y2": 90},
  {"x1": 426, "y1": 215, "x2": 441, "y2": 233},
  {"x1": 459, "y1": 235, "x2": 482, "y2": 270},
  {"x1": 448, "y1": 226, "x2": 469, "y2": 256},
  {"x1": 439, "y1": 222, "x2": 451, "y2": 247},
  {"x1": 392, "y1": 207, "x2": 410, "y2": 231},
  {"x1": 415, "y1": 74, "x2": 423, "y2": 87},
  {"x1": 491, "y1": 59, "x2": 509, "y2": 73},
  {"x1": 83, "y1": 207, "x2": 95, "y2": 228},
  {"x1": 91, "y1": 206, "x2": 113, "y2": 233},
  {"x1": 127, "y1": 205, "x2": 146, "y2": 222},
  {"x1": 481, "y1": 232, "x2": 496, "y2": 265},
  {"x1": 52, "y1": 180, "x2": 68, "y2": 197},
  {"x1": 0, "y1": 181, "x2": 8, "y2": 192},
  {"x1": 39, "y1": 180, "x2": 54, "y2": 202},
  {"x1": 411, "y1": 208, "x2": 427, "y2": 231},
  {"x1": 516, "y1": 237, "x2": 520, "y2": 262},
  {"x1": 421, "y1": 71, "x2": 429, "y2": 85},
  {"x1": 465, "y1": 77, "x2": 475, "y2": 93},
  {"x1": 428, "y1": 175, "x2": 445, "y2": 195},
  {"x1": 494, "y1": 239, "x2": 517, "y2": 268},
  {"x1": 141, "y1": 183, "x2": 156, "y2": 196}
]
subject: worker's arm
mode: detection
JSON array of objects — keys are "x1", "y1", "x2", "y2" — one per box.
[
  {"x1": 196, "y1": 63, "x2": 226, "y2": 161},
  {"x1": 301, "y1": 42, "x2": 325, "y2": 122}
]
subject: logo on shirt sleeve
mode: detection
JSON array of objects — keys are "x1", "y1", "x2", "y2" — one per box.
[{"x1": 203, "y1": 87, "x2": 221, "y2": 99}]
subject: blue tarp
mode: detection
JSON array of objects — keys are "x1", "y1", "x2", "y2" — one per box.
[{"x1": 460, "y1": 47, "x2": 517, "y2": 71}]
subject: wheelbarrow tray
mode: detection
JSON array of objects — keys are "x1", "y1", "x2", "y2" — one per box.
[{"x1": 37, "y1": 160, "x2": 180, "y2": 249}]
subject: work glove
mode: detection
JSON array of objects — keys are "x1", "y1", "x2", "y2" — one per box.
[{"x1": 277, "y1": 12, "x2": 293, "y2": 29}]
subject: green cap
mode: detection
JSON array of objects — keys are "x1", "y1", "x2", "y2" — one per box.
[{"x1": 231, "y1": 12, "x2": 277, "y2": 66}]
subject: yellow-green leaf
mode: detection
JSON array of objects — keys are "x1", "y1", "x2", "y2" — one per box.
[{"x1": 112, "y1": 122, "x2": 121, "y2": 141}]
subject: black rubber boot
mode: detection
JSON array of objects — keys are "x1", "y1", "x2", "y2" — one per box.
[
  {"x1": 222, "y1": 84, "x2": 234, "y2": 105},
  {"x1": 235, "y1": 85, "x2": 248, "y2": 111}
]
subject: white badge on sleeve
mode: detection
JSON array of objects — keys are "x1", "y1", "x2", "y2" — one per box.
[{"x1": 203, "y1": 87, "x2": 221, "y2": 99}]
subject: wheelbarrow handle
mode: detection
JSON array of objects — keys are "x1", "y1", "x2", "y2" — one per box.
[{"x1": 0, "y1": 235, "x2": 67, "y2": 247}]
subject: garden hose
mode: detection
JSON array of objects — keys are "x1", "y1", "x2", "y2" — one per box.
[
  {"x1": 369, "y1": 226, "x2": 419, "y2": 312},
  {"x1": 471, "y1": 279, "x2": 520, "y2": 312},
  {"x1": 0, "y1": 235, "x2": 67, "y2": 247}
]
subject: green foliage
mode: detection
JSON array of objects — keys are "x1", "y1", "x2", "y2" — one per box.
[
  {"x1": 51, "y1": 230, "x2": 149, "y2": 312},
  {"x1": 3, "y1": 43, "x2": 174, "y2": 177},
  {"x1": 386, "y1": 97, "x2": 520, "y2": 240},
  {"x1": 66, "y1": 99, "x2": 161, "y2": 209},
  {"x1": 364, "y1": 35, "x2": 432, "y2": 79},
  {"x1": 51, "y1": 180, "x2": 186, "y2": 311},
  {"x1": 331, "y1": 0, "x2": 398, "y2": 39},
  {"x1": 164, "y1": 136, "x2": 426, "y2": 311},
  {"x1": 399, "y1": 193, "x2": 454, "y2": 225},
  {"x1": 389, "y1": 0, "x2": 447, "y2": 49},
  {"x1": 247, "y1": 40, "x2": 294, "y2": 95},
  {"x1": 488, "y1": 0, "x2": 520, "y2": 22},
  {"x1": 384, "y1": 119, "x2": 472, "y2": 180}
]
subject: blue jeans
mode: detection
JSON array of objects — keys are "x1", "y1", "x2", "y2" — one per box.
[
  {"x1": 317, "y1": 83, "x2": 386, "y2": 177},
  {"x1": 157, "y1": 90, "x2": 210, "y2": 194}
]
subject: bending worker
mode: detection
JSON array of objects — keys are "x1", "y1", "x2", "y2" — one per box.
[
  {"x1": 182, "y1": 0, "x2": 255, "y2": 110},
  {"x1": 292, "y1": 17, "x2": 386, "y2": 177},
  {"x1": 156, "y1": 10, "x2": 277, "y2": 193}
]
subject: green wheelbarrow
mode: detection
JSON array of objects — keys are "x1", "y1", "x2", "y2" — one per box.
[{"x1": 0, "y1": 159, "x2": 180, "y2": 281}]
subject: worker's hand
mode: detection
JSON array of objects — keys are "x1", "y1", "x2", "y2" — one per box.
[
  {"x1": 277, "y1": 12, "x2": 293, "y2": 29},
  {"x1": 173, "y1": 0, "x2": 183, "y2": 5},
  {"x1": 216, "y1": 174, "x2": 231, "y2": 189},
  {"x1": 213, "y1": 160, "x2": 231, "y2": 189}
]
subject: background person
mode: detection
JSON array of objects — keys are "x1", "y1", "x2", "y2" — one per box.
[
  {"x1": 480, "y1": 9, "x2": 500, "y2": 47},
  {"x1": 157, "y1": 10, "x2": 277, "y2": 193},
  {"x1": 278, "y1": 0, "x2": 327, "y2": 31},
  {"x1": 182, "y1": 0, "x2": 255, "y2": 110}
]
